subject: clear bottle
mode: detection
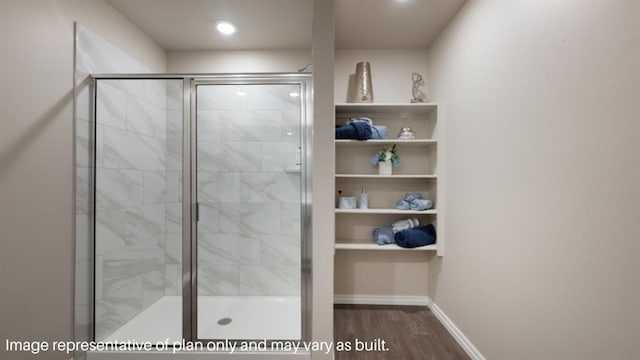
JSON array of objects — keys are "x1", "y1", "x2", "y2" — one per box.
[{"x1": 359, "y1": 186, "x2": 368, "y2": 209}]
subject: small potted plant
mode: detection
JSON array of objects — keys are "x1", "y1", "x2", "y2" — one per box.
[{"x1": 370, "y1": 144, "x2": 400, "y2": 175}]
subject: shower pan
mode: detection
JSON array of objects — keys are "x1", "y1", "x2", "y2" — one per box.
[{"x1": 89, "y1": 74, "x2": 312, "y2": 346}]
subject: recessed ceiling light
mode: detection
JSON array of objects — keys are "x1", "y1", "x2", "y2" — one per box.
[
  {"x1": 215, "y1": 20, "x2": 237, "y2": 35},
  {"x1": 289, "y1": 92, "x2": 300, "y2": 98},
  {"x1": 236, "y1": 91, "x2": 246, "y2": 96}
]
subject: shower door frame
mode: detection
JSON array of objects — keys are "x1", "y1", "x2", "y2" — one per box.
[
  {"x1": 90, "y1": 73, "x2": 313, "y2": 346},
  {"x1": 188, "y1": 75, "x2": 312, "y2": 345}
]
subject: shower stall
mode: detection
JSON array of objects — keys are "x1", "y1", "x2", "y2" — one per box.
[{"x1": 89, "y1": 74, "x2": 311, "y2": 345}]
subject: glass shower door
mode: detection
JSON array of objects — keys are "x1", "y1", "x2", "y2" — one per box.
[{"x1": 195, "y1": 82, "x2": 304, "y2": 340}]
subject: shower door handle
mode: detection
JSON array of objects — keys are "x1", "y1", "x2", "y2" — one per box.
[{"x1": 195, "y1": 202, "x2": 200, "y2": 222}]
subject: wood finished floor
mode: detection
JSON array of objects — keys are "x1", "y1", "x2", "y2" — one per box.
[{"x1": 334, "y1": 305, "x2": 471, "y2": 360}]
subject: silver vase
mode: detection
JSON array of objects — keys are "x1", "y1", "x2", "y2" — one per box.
[{"x1": 354, "y1": 62, "x2": 373, "y2": 103}]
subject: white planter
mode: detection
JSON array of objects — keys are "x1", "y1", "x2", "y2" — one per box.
[{"x1": 378, "y1": 160, "x2": 392, "y2": 175}]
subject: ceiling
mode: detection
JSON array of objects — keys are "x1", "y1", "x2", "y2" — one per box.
[
  {"x1": 106, "y1": 0, "x2": 466, "y2": 51},
  {"x1": 106, "y1": 0, "x2": 313, "y2": 51},
  {"x1": 335, "y1": 0, "x2": 466, "y2": 49}
]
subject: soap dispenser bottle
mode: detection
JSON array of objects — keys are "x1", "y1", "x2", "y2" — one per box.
[{"x1": 359, "y1": 186, "x2": 368, "y2": 209}]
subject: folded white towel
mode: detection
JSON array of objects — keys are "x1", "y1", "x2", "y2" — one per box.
[{"x1": 391, "y1": 218, "x2": 420, "y2": 233}]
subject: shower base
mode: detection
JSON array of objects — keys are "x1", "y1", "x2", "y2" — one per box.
[{"x1": 104, "y1": 295, "x2": 301, "y2": 342}]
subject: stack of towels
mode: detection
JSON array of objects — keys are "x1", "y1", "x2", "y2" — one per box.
[
  {"x1": 372, "y1": 218, "x2": 437, "y2": 248},
  {"x1": 335, "y1": 117, "x2": 389, "y2": 140},
  {"x1": 395, "y1": 192, "x2": 433, "y2": 211}
]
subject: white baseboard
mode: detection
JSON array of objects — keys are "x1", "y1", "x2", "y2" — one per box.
[
  {"x1": 334, "y1": 294, "x2": 432, "y2": 306},
  {"x1": 429, "y1": 302, "x2": 486, "y2": 360},
  {"x1": 334, "y1": 294, "x2": 485, "y2": 360}
]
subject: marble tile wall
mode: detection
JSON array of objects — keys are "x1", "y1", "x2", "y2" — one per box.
[
  {"x1": 196, "y1": 84, "x2": 302, "y2": 297},
  {"x1": 94, "y1": 79, "x2": 180, "y2": 340},
  {"x1": 163, "y1": 80, "x2": 183, "y2": 296},
  {"x1": 74, "y1": 24, "x2": 152, "y2": 346}
]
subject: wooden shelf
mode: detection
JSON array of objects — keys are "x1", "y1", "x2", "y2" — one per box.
[
  {"x1": 335, "y1": 208, "x2": 436, "y2": 215},
  {"x1": 335, "y1": 174, "x2": 436, "y2": 179},
  {"x1": 335, "y1": 241, "x2": 437, "y2": 251},
  {"x1": 335, "y1": 139, "x2": 437, "y2": 145},
  {"x1": 335, "y1": 103, "x2": 438, "y2": 114}
]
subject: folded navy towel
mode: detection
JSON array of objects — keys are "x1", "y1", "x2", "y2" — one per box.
[
  {"x1": 335, "y1": 122, "x2": 372, "y2": 140},
  {"x1": 335, "y1": 124, "x2": 356, "y2": 139},
  {"x1": 394, "y1": 224, "x2": 436, "y2": 248},
  {"x1": 372, "y1": 226, "x2": 394, "y2": 245}
]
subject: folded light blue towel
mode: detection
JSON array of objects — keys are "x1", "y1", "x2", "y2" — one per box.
[
  {"x1": 410, "y1": 199, "x2": 433, "y2": 211},
  {"x1": 347, "y1": 117, "x2": 373, "y2": 127},
  {"x1": 394, "y1": 224, "x2": 436, "y2": 248},
  {"x1": 371, "y1": 126, "x2": 389, "y2": 139},
  {"x1": 404, "y1": 192, "x2": 423, "y2": 202},
  {"x1": 395, "y1": 199, "x2": 411, "y2": 210},
  {"x1": 372, "y1": 226, "x2": 394, "y2": 245}
]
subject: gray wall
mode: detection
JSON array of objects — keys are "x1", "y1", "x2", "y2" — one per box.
[
  {"x1": 0, "y1": 1, "x2": 166, "y2": 359},
  {"x1": 427, "y1": 1, "x2": 640, "y2": 359},
  {"x1": 310, "y1": 1, "x2": 335, "y2": 359},
  {"x1": 167, "y1": 50, "x2": 311, "y2": 73}
]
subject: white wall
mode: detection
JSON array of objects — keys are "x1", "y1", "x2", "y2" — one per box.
[
  {"x1": 334, "y1": 49, "x2": 428, "y2": 103},
  {"x1": 167, "y1": 50, "x2": 311, "y2": 73},
  {"x1": 0, "y1": 1, "x2": 165, "y2": 359},
  {"x1": 427, "y1": 1, "x2": 640, "y2": 359}
]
